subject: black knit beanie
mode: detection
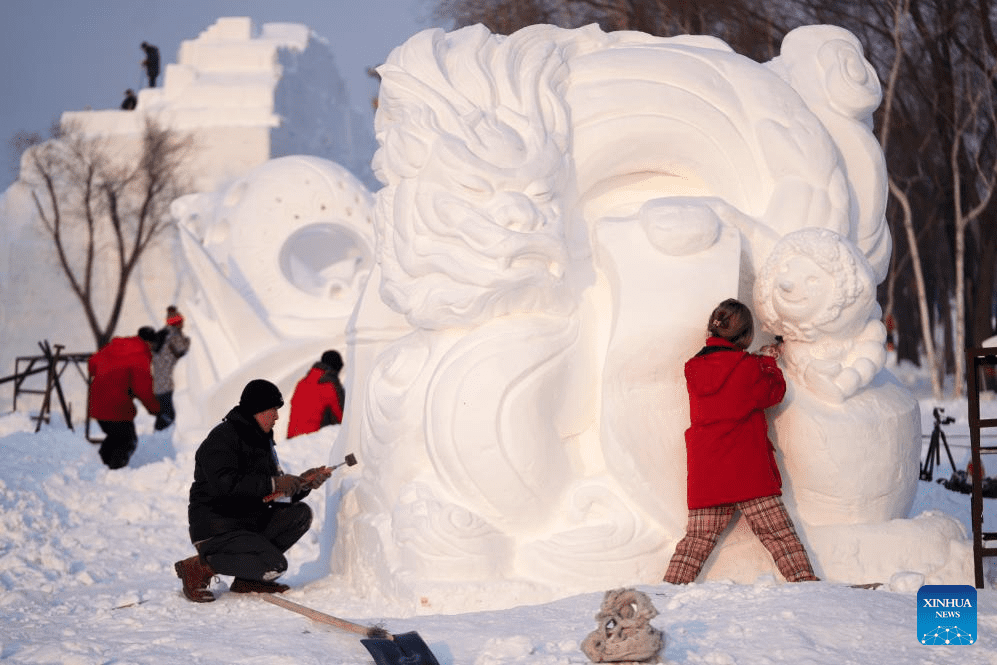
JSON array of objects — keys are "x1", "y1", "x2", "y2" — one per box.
[
  {"x1": 320, "y1": 350, "x2": 343, "y2": 372},
  {"x1": 239, "y1": 379, "x2": 284, "y2": 415},
  {"x1": 137, "y1": 326, "x2": 158, "y2": 343}
]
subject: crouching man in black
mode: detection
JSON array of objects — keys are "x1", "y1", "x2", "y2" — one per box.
[{"x1": 174, "y1": 379, "x2": 331, "y2": 602}]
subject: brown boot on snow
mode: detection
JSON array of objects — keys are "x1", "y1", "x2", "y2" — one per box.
[
  {"x1": 229, "y1": 578, "x2": 290, "y2": 594},
  {"x1": 174, "y1": 555, "x2": 215, "y2": 603}
]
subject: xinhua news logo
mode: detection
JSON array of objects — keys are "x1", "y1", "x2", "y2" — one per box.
[{"x1": 917, "y1": 585, "x2": 977, "y2": 645}]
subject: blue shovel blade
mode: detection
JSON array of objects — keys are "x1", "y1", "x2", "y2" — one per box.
[{"x1": 360, "y1": 631, "x2": 441, "y2": 665}]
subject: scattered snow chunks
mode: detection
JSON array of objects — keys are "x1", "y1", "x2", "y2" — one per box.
[
  {"x1": 472, "y1": 636, "x2": 584, "y2": 665},
  {"x1": 73, "y1": 570, "x2": 95, "y2": 586},
  {"x1": 886, "y1": 571, "x2": 925, "y2": 593},
  {"x1": 473, "y1": 635, "x2": 535, "y2": 664},
  {"x1": 37, "y1": 543, "x2": 69, "y2": 575}
]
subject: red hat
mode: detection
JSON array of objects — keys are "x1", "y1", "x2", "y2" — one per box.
[{"x1": 167, "y1": 314, "x2": 184, "y2": 326}]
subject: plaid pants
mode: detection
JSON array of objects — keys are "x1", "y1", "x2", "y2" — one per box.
[{"x1": 664, "y1": 494, "x2": 818, "y2": 584}]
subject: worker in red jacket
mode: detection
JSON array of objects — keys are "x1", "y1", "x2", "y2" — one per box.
[
  {"x1": 286, "y1": 350, "x2": 345, "y2": 439},
  {"x1": 88, "y1": 327, "x2": 161, "y2": 469},
  {"x1": 664, "y1": 299, "x2": 818, "y2": 584}
]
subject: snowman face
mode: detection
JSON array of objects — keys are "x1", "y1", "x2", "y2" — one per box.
[{"x1": 772, "y1": 255, "x2": 834, "y2": 325}]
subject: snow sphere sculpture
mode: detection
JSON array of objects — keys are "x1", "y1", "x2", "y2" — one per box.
[{"x1": 170, "y1": 156, "x2": 375, "y2": 436}]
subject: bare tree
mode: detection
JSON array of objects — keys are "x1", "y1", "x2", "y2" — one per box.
[
  {"x1": 433, "y1": 0, "x2": 791, "y2": 57},
  {"x1": 949, "y1": 62, "x2": 997, "y2": 395},
  {"x1": 21, "y1": 118, "x2": 194, "y2": 349},
  {"x1": 435, "y1": 0, "x2": 557, "y2": 34},
  {"x1": 8, "y1": 131, "x2": 44, "y2": 178},
  {"x1": 872, "y1": 0, "x2": 945, "y2": 397}
]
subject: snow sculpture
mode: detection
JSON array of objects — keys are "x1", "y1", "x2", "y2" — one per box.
[
  {"x1": 581, "y1": 588, "x2": 663, "y2": 663},
  {"x1": 745, "y1": 226, "x2": 922, "y2": 544},
  {"x1": 170, "y1": 155, "x2": 374, "y2": 441},
  {"x1": 755, "y1": 227, "x2": 885, "y2": 404},
  {"x1": 766, "y1": 27, "x2": 892, "y2": 284},
  {"x1": 328, "y1": 23, "x2": 969, "y2": 612}
]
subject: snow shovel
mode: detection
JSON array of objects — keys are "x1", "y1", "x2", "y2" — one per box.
[{"x1": 259, "y1": 594, "x2": 441, "y2": 665}]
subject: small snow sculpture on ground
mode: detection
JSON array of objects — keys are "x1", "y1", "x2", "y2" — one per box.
[{"x1": 581, "y1": 588, "x2": 663, "y2": 663}]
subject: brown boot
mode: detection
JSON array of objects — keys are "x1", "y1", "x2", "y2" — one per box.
[
  {"x1": 174, "y1": 555, "x2": 215, "y2": 603},
  {"x1": 229, "y1": 578, "x2": 290, "y2": 594}
]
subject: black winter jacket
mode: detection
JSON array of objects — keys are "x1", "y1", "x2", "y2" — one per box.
[
  {"x1": 188, "y1": 406, "x2": 308, "y2": 542},
  {"x1": 142, "y1": 44, "x2": 160, "y2": 77}
]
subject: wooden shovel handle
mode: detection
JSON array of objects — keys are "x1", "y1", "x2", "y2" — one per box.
[{"x1": 258, "y1": 594, "x2": 391, "y2": 639}]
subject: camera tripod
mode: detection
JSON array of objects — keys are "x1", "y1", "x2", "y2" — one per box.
[{"x1": 920, "y1": 407, "x2": 957, "y2": 482}]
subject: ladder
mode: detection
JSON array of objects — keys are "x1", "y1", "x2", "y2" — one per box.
[{"x1": 966, "y1": 345, "x2": 997, "y2": 588}]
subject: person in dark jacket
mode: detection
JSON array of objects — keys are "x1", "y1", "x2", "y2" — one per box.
[
  {"x1": 120, "y1": 89, "x2": 137, "y2": 110},
  {"x1": 174, "y1": 379, "x2": 332, "y2": 602},
  {"x1": 286, "y1": 349, "x2": 345, "y2": 439},
  {"x1": 663, "y1": 299, "x2": 818, "y2": 584},
  {"x1": 140, "y1": 41, "x2": 160, "y2": 87},
  {"x1": 88, "y1": 327, "x2": 161, "y2": 469}
]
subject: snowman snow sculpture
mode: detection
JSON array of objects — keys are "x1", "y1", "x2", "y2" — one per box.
[
  {"x1": 754, "y1": 227, "x2": 918, "y2": 526},
  {"x1": 750, "y1": 228, "x2": 970, "y2": 587}
]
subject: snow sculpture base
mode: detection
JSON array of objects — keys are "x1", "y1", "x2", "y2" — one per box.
[{"x1": 775, "y1": 370, "x2": 921, "y2": 526}]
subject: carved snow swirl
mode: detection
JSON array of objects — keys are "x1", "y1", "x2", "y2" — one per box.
[
  {"x1": 816, "y1": 37, "x2": 882, "y2": 119},
  {"x1": 773, "y1": 25, "x2": 890, "y2": 282},
  {"x1": 392, "y1": 483, "x2": 511, "y2": 579}
]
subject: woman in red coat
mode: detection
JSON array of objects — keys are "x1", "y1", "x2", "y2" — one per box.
[
  {"x1": 286, "y1": 350, "x2": 345, "y2": 439},
  {"x1": 664, "y1": 299, "x2": 818, "y2": 584}
]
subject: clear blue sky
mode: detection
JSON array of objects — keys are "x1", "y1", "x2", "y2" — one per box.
[{"x1": 0, "y1": 0, "x2": 440, "y2": 187}]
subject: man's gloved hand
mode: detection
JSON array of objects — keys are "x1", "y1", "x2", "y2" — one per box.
[
  {"x1": 273, "y1": 474, "x2": 303, "y2": 497},
  {"x1": 300, "y1": 466, "x2": 333, "y2": 490}
]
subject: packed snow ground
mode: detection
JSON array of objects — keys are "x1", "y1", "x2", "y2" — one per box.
[{"x1": 1, "y1": 358, "x2": 996, "y2": 664}]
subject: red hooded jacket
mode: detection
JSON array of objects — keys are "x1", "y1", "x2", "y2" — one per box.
[
  {"x1": 683, "y1": 337, "x2": 786, "y2": 509},
  {"x1": 286, "y1": 365, "x2": 343, "y2": 439},
  {"x1": 88, "y1": 336, "x2": 160, "y2": 422}
]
